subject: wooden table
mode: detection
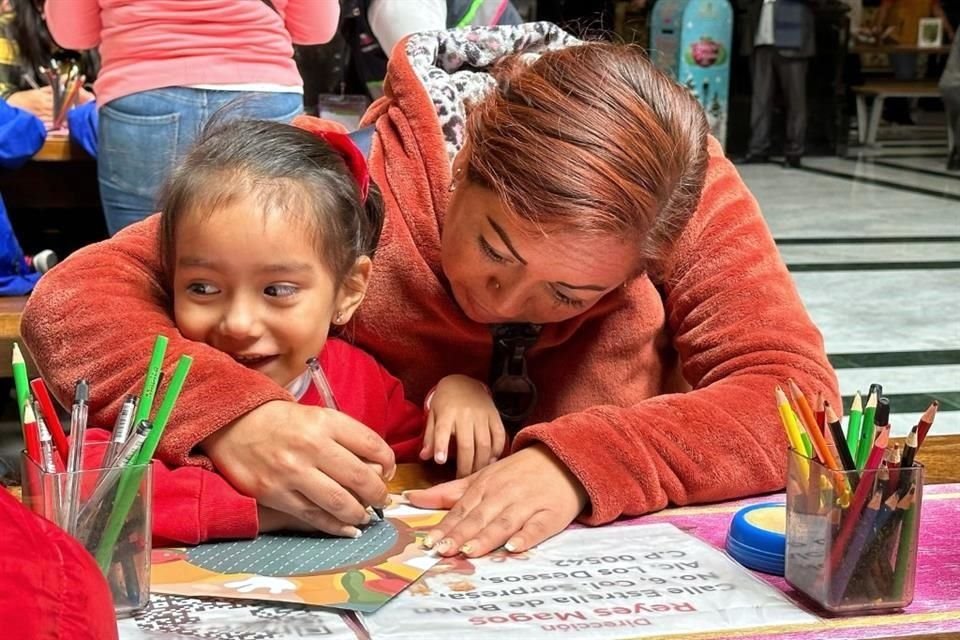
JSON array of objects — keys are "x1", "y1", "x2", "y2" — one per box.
[
  {"x1": 33, "y1": 131, "x2": 82, "y2": 162},
  {"x1": 0, "y1": 296, "x2": 29, "y2": 378}
]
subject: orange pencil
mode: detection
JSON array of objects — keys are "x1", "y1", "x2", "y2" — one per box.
[{"x1": 789, "y1": 379, "x2": 841, "y2": 472}]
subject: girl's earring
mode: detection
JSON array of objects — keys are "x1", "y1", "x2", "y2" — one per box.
[
  {"x1": 335, "y1": 311, "x2": 344, "y2": 324},
  {"x1": 448, "y1": 167, "x2": 463, "y2": 192}
]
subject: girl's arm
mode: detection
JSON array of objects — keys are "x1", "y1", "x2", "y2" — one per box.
[
  {"x1": 514, "y1": 137, "x2": 838, "y2": 523},
  {"x1": 44, "y1": 0, "x2": 102, "y2": 50},
  {"x1": 283, "y1": 0, "x2": 340, "y2": 45}
]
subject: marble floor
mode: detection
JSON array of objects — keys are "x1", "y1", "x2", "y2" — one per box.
[{"x1": 736, "y1": 144, "x2": 959, "y2": 438}]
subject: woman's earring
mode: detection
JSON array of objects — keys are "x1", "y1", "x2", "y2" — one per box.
[
  {"x1": 335, "y1": 311, "x2": 344, "y2": 324},
  {"x1": 448, "y1": 167, "x2": 463, "y2": 192}
]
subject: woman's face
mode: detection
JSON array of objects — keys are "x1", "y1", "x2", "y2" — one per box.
[{"x1": 441, "y1": 178, "x2": 638, "y2": 325}]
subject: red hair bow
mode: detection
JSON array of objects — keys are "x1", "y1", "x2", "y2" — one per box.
[{"x1": 292, "y1": 116, "x2": 370, "y2": 203}]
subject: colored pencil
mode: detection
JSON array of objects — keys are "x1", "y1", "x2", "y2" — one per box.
[
  {"x1": 846, "y1": 392, "x2": 864, "y2": 463},
  {"x1": 789, "y1": 379, "x2": 842, "y2": 473},
  {"x1": 892, "y1": 484, "x2": 919, "y2": 598},
  {"x1": 814, "y1": 391, "x2": 825, "y2": 435},
  {"x1": 825, "y1": 402, "x2": 857, "y2": 472},
  {"x1": 857, "y1": 389, "x2": 880, "y2": 469},
  {"x1": 916, "y1": 401, "x2": 939, "y2": 446},
  {"x1": 12, "y1": 343, "x2": 31, "y2": 426},
  {"x1": 30, "y1": 378, "x2": 69, "y2": 467},
  {"x1": 832, "y1": 488, "x2": 883, "y2": 601}
]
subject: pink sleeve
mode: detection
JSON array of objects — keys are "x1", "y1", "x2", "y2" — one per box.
[
  {"x1": 283, "y1": 0, "x2": 340, "y2": 45},
  {"x1": 44, "y1": 0, "x2": 102, "y2": 49}
]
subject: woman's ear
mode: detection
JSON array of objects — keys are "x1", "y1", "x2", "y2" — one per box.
[{"x1": 333, "y1": 256, "x2": 372, "y2": 324}]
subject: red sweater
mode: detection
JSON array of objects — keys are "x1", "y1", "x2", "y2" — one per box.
[
  {"x1": 87, "y1": 339, "x2": 423, "y2": 546},
  {"x1": 21, "y1": 25, "x2": 837, "y2": 527}
]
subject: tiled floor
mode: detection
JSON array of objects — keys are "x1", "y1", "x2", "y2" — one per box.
[{"x1": 736, "y1": 139, "x2": 959, "y2": 437}]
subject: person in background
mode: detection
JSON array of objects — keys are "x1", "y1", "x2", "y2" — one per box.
[
  {"x1": 941, "y1": 35, "x2": 960, "y2": 170},
  {"x1": 43, "y1": 0, "x2": 340, "y2": 235},
  {"x1": 740, "y1": 0, "x2": 816, "y2": 168},
  {"x1": 0, "y1": 0, "x2": 94, "y2": 123}
]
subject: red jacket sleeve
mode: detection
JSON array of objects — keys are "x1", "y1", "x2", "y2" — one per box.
[
  {"x1": 320, "y1": 339, "x2": 425, "y2": 463},
  {"x1": 20, "y1": 216, "x2": 292, "y2": 471},
  {"x1": 514, "y1": 138, "x2": 839, "y2": 524},
  {"x1": 82, "y1": 430, "x2": 258, "y2": 546}
]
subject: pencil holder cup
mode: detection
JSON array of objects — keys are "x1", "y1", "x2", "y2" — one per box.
[
  {"x1": 784, "y1": 449, "x2": 923, "y2": 613},
  {"x1": 20, "y1": 443, "x2": 153, "y2": 617}
]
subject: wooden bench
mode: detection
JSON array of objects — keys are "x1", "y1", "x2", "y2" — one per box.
[
  {"x1": 852, "y1": 81, "x2": 950, "y2": 147},
  {"x1": 0, "y1": 297, "x2": 28, "y2": 378}
]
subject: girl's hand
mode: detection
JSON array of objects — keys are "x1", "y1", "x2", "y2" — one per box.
[
  {"x1": 202, "y1": 400, "x2": 395, "y2": 538},
  {"x1": 421, "y1": 374, "x2": 507, "y2": 478},
  {"x1": 7, "y1": 87, "x2": 53, "y2": 121},
  {"x1": 406, "y1": 444, "x2": 588, "y2": 557}
]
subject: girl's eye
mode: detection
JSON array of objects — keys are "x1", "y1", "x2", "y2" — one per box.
[
  {"x1": 186, "y1": 282, "x2": 219, "y2": 295},
  {"x1": 264, "y1": 284, "x2": 298, "y2": 298},
  {"x1": 552, "y1": 287, "x2": 585, "y2": 309},
  {"x1": 478, "y1": 236, "x2": 508, "y2": 264}
]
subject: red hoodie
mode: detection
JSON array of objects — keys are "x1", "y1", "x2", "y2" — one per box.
[
  {"x1": 86, "y1": 338, "x2": 423, "y2": 546},
  {"x1": 21, "y1": 24, "x2": 837, "y2": 527}
]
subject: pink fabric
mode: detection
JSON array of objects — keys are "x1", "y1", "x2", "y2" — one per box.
[{"x1": 44, "y1": 0, "x2": 340, "y2": 106}]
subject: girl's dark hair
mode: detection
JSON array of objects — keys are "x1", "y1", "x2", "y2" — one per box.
[
  {"x1": 11, "y1": 0, "x2": 54, "y2": 73},
  {"x1": 159, "y1": 119, "x2": 384, "y2": 285}
]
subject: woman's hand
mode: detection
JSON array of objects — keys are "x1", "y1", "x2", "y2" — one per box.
[
  {"x1": 7, "y1": 87, "x2": 53, "y2": 121},
  {"x1": 406, "y1": 444, "x2": 589, "y2": 557},
  {"x1": 421, "y1": 374, "x2": 506, "y2": 478},
  {"x1": 202, "y1": 400, "x2": 396, "y2": 538}
]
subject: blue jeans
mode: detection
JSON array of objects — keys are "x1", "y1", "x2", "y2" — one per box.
[{"x1": 98, "y1": 88, "x2": 303, "y2": 235}]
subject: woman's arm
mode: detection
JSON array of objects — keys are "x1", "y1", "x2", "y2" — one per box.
[
  {"x1": 409, "y1": 138, "x2": 838, "y2": 555},
  {"x1": 44, "y1": 0, "x2": 102, "y2": 50},
  {"x1": 283, "y1": 0, "x2": 340, "y2": 45}
]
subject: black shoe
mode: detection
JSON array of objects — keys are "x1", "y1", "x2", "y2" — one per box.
[
  {"x1": 738, "y1": 154, "x2": 769, "y2": 165},
  {"x1": 948, "y1": 148, "x2": 960, "y2": 172},
  {"x1": 784, "y1": 154, "x2": 802, "y2": 168}
]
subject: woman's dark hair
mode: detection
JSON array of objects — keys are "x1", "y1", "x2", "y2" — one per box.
[
  {"x1": 466, "y1": 42, "x2": 709, "y2": 280},
  {"x1": 159, "y1": 119, "x2": 384, "y2": 286}
]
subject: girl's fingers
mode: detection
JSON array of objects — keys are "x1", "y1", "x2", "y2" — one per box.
[
  {"x1": 456, "y1": 424, "x2": 475, "y2": 479},
  {"x1": 473, "y1": 418, "x2": 491, "y2": 474},
  {"x1": 433, "y1": 418, "x2": 454, "y2": 465},
  {"x1": 420, "y1": 411, "x2": 436, "y2": 460},
  {"x1": 489, "y1": 413, "x2": 507, "y2": 462}
]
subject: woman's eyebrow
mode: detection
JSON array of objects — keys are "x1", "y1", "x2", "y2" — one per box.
[{"x1": 487, "y1": 217, "x2": 527, "y2": 265}]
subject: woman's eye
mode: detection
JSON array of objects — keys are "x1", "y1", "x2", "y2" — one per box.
[
  {"x1": 264, "y1": 284, "x2": 298, "y2": 298},
  {"x1": 552, "y1": 287, "x2": 585, "y2": 309},
  {"x1": 186, "y1": 282, "x2": 219, "y2": 295},
  {"x1": 479, "y1": 236, "x2": 508, "y2": 264}
]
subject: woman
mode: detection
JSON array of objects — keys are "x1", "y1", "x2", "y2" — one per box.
[
  {"x1": 21, "y1": 23, "x2": 837, "y2": 557},
  {"x1": 44, "y1": 0, "x2": 340, "y2": 234}
]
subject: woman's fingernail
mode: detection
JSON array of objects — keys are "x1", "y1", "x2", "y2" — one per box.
[
  {"x1": 422, "y1": 535, "x2": 435, "y2": 548},
  {"x1": 387, "y1": 467, "x2": 397, "y2": 481},
  {"x1": 343, "y1": 526, "x2": 362, "y2": 539},
  {"x1": 435, "y1": 538, "x2": 454, "y2": 552},
  {"x1": 460, "y1": 542, "x2": 474, "y2": 555},
  {"x1": 435, "y1": 451, "x2": 447, "y2": 464},
  {"x1": 505, "y1": 538, "x2": 521, "y2": 553}
]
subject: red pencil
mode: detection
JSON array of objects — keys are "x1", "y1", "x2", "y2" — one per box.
[
  {"x1": 916, "y1": 401, "x2": 939, "y2": 446},
  {"x1": 20, "y1": 399, "x2": 41, "y2": 463},
  {"x1": 30, "y1": 378, "x2": 69, "y2": 466},
  {"x1": 814, "y1": 391, "x2": 825, "y2": 435}
]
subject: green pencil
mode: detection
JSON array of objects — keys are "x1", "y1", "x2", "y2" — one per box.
[
  {"x1": 892, "y1": 488, "x2": 918, "y2": 598},
  {"x1": 845, "y1": 391, "x2": 864, "y2": 463},
  {"x1": 133, "y1": 335, "x2": 169, "y2": 427},
  {"x1": 856, "y1": 390, "x2": 879, "y2": 470},
  {"x1": 95, "y1": 354, "x2": 192, "y2": 571},
  {"x1": 11, "y1": 343, "x2": 30, "y2": 425}
]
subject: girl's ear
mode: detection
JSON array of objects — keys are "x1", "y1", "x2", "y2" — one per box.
[{"x1": 333, "y1": 256, "x2": 372, "y2": 324}]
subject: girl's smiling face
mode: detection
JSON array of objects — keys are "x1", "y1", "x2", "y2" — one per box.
[{"x1": 172, "y1": 191, "x2": 364, "y2": 388}]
